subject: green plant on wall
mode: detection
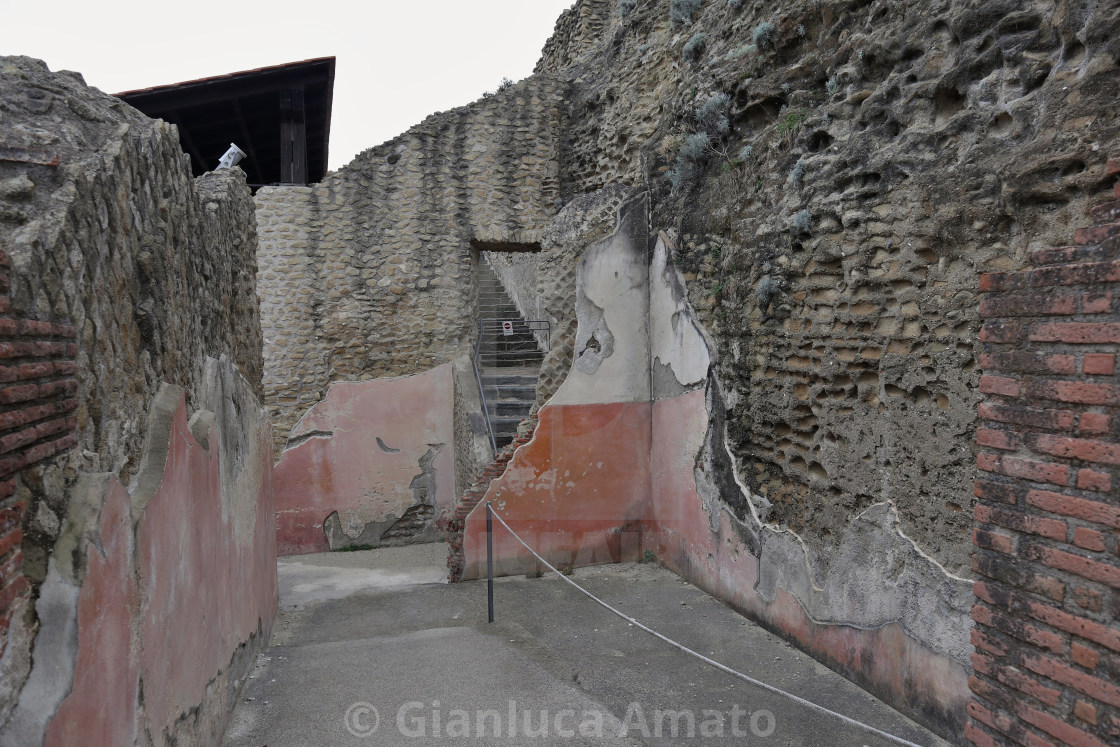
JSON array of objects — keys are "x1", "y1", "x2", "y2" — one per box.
[{"x1": 670, "y1": 0, "x2": 703, "y2": 27}]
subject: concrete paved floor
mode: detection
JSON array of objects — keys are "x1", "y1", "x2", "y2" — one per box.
[{"x1": 222, "y1": 543, "x2": 949, "y2": 746}]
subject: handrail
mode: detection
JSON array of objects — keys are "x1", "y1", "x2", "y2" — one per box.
[
  {"x1": 472, "y1": 318, "x2": 551, "y2": 456},
  {"x1": 472, "y1": 322, "x2": 499, "y2": 455}
]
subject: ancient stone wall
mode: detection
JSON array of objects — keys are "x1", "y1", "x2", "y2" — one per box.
[
  {"x1": 0, "y1": 57, "x2": 274, "y2": 744},
  {"x1": 969, "y1": 157, "x2": 1120, "y2": 747},
  {"x1": 537, "y1": 0, "x2": 1120, "y2": 580},
  {"x1": 255, "y1": 75, "x2": 564, "y2": 457}
]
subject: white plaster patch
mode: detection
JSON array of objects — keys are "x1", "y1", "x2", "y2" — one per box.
[
  {"x1": 650, "y1": 232, "x2": 710, "y2": 391},
  {"x1": 549, "y1": 197, "x2": 650, "y2": 407}
]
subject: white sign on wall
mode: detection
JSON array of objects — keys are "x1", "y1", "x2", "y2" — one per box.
[{"x1": 501, "y1": 321, "x2": 514, "y2": 336}]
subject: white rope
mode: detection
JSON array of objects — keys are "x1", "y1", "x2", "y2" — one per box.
[{"x1": 487, "y1": 505, "x2": 925, "y2": 747}]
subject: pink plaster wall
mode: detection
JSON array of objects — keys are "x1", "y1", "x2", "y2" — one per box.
[
  {"x1": 44, "y1": 477, "x2": 139, "y2": 747},
  {"x1": 274, "y1": 364, "x2": 456, "y2": 555},
  {"x1": 647, "y1": 389, "x2": 969, "y2": 735},
  {"x1": 41, "y1": 386, "x2": 277, "y2": 745}
]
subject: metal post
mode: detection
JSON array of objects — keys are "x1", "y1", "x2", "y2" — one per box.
[{"x1": 486, "y1": 501, "x2": 494, "y2": 623}]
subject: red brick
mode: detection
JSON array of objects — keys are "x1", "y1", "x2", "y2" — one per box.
[
  {"x1": 974, "y1": 558, "x2": 1065, "y2": 603},
  {"x1": 967, "y1": 701, "x2": 1011, "y2": 739},
  {"x1": 1108, "y1": 157, "x2": 1120, "y2": 176},
  {"x1": 980, "y1": 293, "x2": 1077, "y2": 317},
  {"x1": 1031, "y1": 323, "x2": 1120, "y2": 344},
  {"x1": 979, "y1": 352, "x2": 1076, "y2": 375},
  {"x1": 1073, "y1": 527, "x2": 1107, "y2": 552},
  {"x1": 1083, "y1": 354, "x2": 1115, "y2": 376},
  {"x1": 1023, "y1": 543, "x2": 1120, "y2": 587},
  {"x1": 975, "y1": 504, "x2": 1066, "y2": 540},
  {"x1": 974, "y1": 527, "x2": 1018, "y2": 554},
  {"x1": 980, "y1": 321, "x2": 1022, "y2": 343},
  {"x1": 1072, "y1": 642, "x2": 1101, "y2": 670},
  {"x1": 964, "y1": 721, "x2": 999, "y2": 747},
  {"x1": 994, "y1": 660, "x2": 1063, "y2": 706},
  {"x1": 16, "y1": 362, "x2": 52, "y2": 379},
  {"x1": 977, "y1": 428, "x2": 1021, "y2": 451},
  {"x1": 1082, "y1": 293, "x2": 1113, "y2": 314},
  {"x1": 972, "y1": 628, "x2": 1009, "y2": 657},
  {"x1": 0, "y1": 527, "x2": 21, "y2": 559},
  {"x1": 1080, "y1": 412, "x2": 1111, "y2": 434},
  {"x1": 50, "y1": 323, "x2": 77, "y2": 338},
  {"x1": 1072, "y1": 586, "x2": 1103, "y2": 612},
  {"x1": 981, "y1": 271, "x2": 1030, "y2": 293},
  {"x1": 1075, "y1": 223, "x2": 1120, "y2": 246},
  {"x1": 0, "y1": 429, "x2": 37, "y2": 455},
  {"x1": 980, "y1": 375, "x2": 1021, "y2": 397},
  {"x1": 1029, "y1": 380, "x2": 1120, "y2": 406},
  {"x1": 17, "y1": 320, "x2": 52, "y2": 336},
  {"x1": 1026, "y1": 600, "x2": 1120, "y2": 653},
  {"x1": 975, "y1": 478, "x2": 1019, "y2": 505},
  {"x1": 974, "y1": 581, "x2": 1012, "y2": 608},
  {"x1": 1076, "y1": 469, "x2": 1112, "y2": 492},
  {"x1": 1018, "y1": 703, "x2": 1111, "y2": 747},
  {"x1": 0, "y1": 452, "x2": 27, "y2": 477},
  {"x1": 0, "y1": 384, "x2": 38, "y2": 405},
  {"x1": 52, "y1": 360, "x2": 77, "y2": 375},
  {"x1": 37, "y1": 378, "x2": 78, "y2": 398},
  {"x1": 1073, "y1": 700, "x2": 1098, "y2": 725},
  {"x1": 978, "y1": 403, "x2": 1077, "y2": 431},
  {"x1": 0, "y1": 342, "x2": 35, "y2": 359},
  {"x1": 1021, "y1": 651, "x2": 1120, "y2": 707},
  {"x1": 1032, "y1": 434, "x2": 1120, "y2": 466},
  {"x1": 977, "y1": 454, "x2": 1069, "y2": 487},
  {"x1": 1032, "y1": 259, "x2": 1120, "y2": 285},
  {"x1": 0, "y1": 574, "x2": 28, "y2": 614},
  {"x1": 22, "y1": 433, "x2": 77, "y2": 465}
]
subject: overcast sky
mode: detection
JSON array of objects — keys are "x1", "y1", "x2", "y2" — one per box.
[{"x1": 1, "y1": 0, "x2": 577, "y2": 170}]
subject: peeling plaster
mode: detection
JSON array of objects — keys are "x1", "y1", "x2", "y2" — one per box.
[
  {"x1": 651, "y1": 228, "x2": 973, "y2": 665},
  {"x1": 650, "y1": 232, "x2": 710, "y2": 395},
  {"x1": 549, "y1": 194, "x2": 651, "y2": 407}
]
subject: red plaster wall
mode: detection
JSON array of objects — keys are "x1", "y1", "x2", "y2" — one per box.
[
  {"x1": 969, "y1": 157, "x2": 1120, "y2": 747},
  {"x1": 460, "y1": 402, "x2": 651, "y2": 580},
  {"x1": 0, "y1": 247, "x2": 78, "y2": 660},
  {"x1": 42, "y1": 388, "x2": 277, "y2": 745}
]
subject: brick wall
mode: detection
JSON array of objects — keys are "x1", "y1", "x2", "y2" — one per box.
[
  {"x1": 970, "y1": 157, "x2": 1120, "y2": 746},
  {"x1": 0, "y1": 247, "x2": 78, "y2": 658}
]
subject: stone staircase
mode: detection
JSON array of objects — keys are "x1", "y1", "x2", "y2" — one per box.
[{"x1": 476, "y1": 258, "x2": 543, "y2": 449}]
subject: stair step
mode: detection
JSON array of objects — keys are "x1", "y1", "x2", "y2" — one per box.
[
  {"x1": 482, "y1": 385, "x2": 536, "y2": 400},
  {"x1": 488, "y1": 401, "x2": 533, "y2": 417},
  {"x1": 490, "y1": 416, "x2": 527, "y2": 432}
]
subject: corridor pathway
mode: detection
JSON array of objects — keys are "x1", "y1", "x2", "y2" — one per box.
[{"x1": 222, "y1": 544, "x2": 947, "y2": 746}]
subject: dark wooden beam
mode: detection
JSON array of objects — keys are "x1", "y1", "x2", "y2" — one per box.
[
  {"x1": 230, "y1": 99, "x2": 265, "y2": 185},
  {"x1": 280, "y1": 87, "x2": 307, "y2": 185},
  {"x1": 164, "y1": 109, "x2": 208, "y2": 173}
]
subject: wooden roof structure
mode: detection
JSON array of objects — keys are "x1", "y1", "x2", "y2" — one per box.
[{"x1": 116, "y1": 57, "x2": 335, "y2": 187}]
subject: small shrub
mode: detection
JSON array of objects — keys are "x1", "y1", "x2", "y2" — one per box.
[
  {"x1": 825, "y1": 77, "x2": 840, "y2": 95},
  {"x1": 669, "y1": 131, "x2": 711, "y2": 190},
  {"x1": 725, "y1": 43, "x2": 755, "y2": 61},
  {"x1": 790, "y1": 158, "x2": 807, "y2": 185},
  {"x1": 752, "y1": 21, "x2": 775, "y2": 48},
  {"x1": 620, "y1": 0, "x2": 637, "y2": 18},
  {"x1": 781, "y1": 82, "x2": 791, "y2": 93},
  {"x1": 670, "y1": 0, "x2": 703, "y2": 27},
  {"x1": 793, "y1": 209, "x2": 812, "y2": 233},
  {"x1": 638, "y1": 43, "x2": 651, "y2": 54},
  {"x1": 695, "y1": 92, "x2": 730, "y2": 135},
  {"x1": 497, "y1": 77, "x2": 514, "y2": 93},
  {"x1": 776, "y1": 107, "x2": 805, "y2": 137},
  {"x1": 728, "y1": 0, "x2": 745, "y2": 9},
  {"x1": 737, "y1": 144, "x2": 753, "y2": 161},
  {"x1": 797, "y1": 23, "x2": 807, "y2": 37},
  {"x1": 641, "y1": 549, "x2": 657, "y2": 563},
  {"x1": 683, "y1": 32, "x2": 707, "y2": 62}
]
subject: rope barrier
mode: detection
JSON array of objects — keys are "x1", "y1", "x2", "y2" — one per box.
[{"x1": 486, "y1": 503, "x2": 926, "y2": 747}]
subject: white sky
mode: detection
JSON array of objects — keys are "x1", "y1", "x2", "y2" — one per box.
[{"x1": 1, "y1": 0, "x2": 577, "y2": 171}]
